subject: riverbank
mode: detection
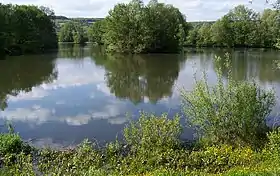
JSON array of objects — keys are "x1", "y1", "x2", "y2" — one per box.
[
  {"x1": 1, "y1": 114, "x2": 280, "y2": 176},
  {"x1": 1, "y1": 55, "x2": 279, "y2": 175}
]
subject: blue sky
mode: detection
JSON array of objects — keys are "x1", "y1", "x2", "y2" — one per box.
[{"x1": 2, "y1": 0, "x2": 273, "y2": 21}]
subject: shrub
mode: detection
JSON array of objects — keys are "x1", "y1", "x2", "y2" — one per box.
[
  {"x1": 124, "y1": 113, "x2": 182, "y2": 152},
  {"x1": 119, "y1": 113, "x2": 187, "y2": 174},
  {"x1": 0, "y1": 133, "x2": 31, "y2": 156},
  {"x1": 38, "y1": 140, "x2": 103, "y2": 175},
  {"x1": 265, "y1": 128, "x2": 280, "y2": 160},
  {"x1": 3, "y1": 153, "x2": 35, "y2": 176},
  {"x1": 181, "y1": 55, "x2": 276, "y2": 148},
  {"x1": 188, "y1": 145, "x2": 255, "y2": 173}
]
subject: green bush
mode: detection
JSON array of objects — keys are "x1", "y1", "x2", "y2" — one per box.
[
  {"x1": 124, "y1": 113, "x2": 182, "y2": 152},
  {"x1": 38, "y1": 140, "x2": 103, "y2": 175},
  {"x1": 264, "y1": 128, "x2": 280, "y2": 160},
  {"x1": 0, "y1": 133, "x2": 30, "y2": 156},
  {"x1": 2, "y1": 113, "x2": 280, "y2": 175},
  {"x1": 116, "y1": 113, "x2": 188, "y2": 174},
  {"x1": 3, "y1": 152, "x2": 35, "y2": 176},
  {"x1": 181, "y1": 55, "x2": 276, "y2": 148}
]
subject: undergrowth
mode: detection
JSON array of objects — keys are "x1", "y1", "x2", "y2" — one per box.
[{"x1": 1, "y1": 115, "x2": 280, "y2": 176}]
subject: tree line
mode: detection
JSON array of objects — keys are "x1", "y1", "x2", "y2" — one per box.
[
  {"x1": 59, "y1": 0, "x2": 188, "y2": 53},
  {"x1": 2, "y1": 1, "x2": 280, "y2": 56},
  {"x1": 60, "y1": 1, "x2": 280, "y2": 53},
  {"x1": 186, "y1": 5, "x2": 280, "y2": 48},
  {"x1": 0, "y1": 4, "x2": 58, "y2": 56}
]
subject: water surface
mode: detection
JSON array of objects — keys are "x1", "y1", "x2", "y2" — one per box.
[{"x1": 0, "y1": 44, "x2": 280, "y2": 147}]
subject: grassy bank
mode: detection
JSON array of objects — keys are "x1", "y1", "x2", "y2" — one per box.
[
  {"x1": 1, "y1": 114, "x2": 280, "y2": 176},
  {"x1": 0, "y1": 56, "x2": 279, "y2": 176}
]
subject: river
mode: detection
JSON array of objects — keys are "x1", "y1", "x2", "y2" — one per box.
[{"x1": 0, "y1": 44, "x2": 280, "y2": 147}]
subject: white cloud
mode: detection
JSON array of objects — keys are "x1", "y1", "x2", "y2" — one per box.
[
  {"x1": 0, "y1": 106, "x2": 53, "y2": 124},
  {"x1": 7, "y1": 58, "x2": 106, "y2": 102},
  {"x1": 62, "y1": 114, "x2": 92, "y2": 126},
  {"x1": 108, "y1": 117, "x2": 127, "y2": 125},
  {"x1": 8, "y1": 88, "x2": 49, "y2": 102},
  {"x1": 2, "y1": 0, "x2": 272, "y2": 21},
  {"x1": 60, "y1": 100, "x2": 128, "y2": 125},
  {"x1": 0, "y1": 98, "x2": 128, "y2": 126},
  {"x1": 41, "y1": 58, "x2": 105, "y2": 90}
]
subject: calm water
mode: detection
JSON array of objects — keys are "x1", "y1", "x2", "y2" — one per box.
[{"x1": 0, "y1": 44, "x2": 280, "y2": 147}]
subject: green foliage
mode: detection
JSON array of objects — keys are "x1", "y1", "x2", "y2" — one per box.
[
  {"x1": 188, "y1": 145, "x2": 255, "y2": 173},
  {"x1": 3, "y1": 153, "x2": 35, "y2": 176},
  {"x1": 197, "y1": 24, "x2": 213, "y2": 47},
  {"x1": 186, "y1": 28, "x2": 198, "y2": 46},
  {"x1": 0, "y1": 4, "x2": 57, "y2": 55},
  {"x1": 88, "y1": 20, "x2": 105, "y2": 45},
  {"x1": 0, "y1": 133, "x2": 31, "y2": 156},
  {"x1": 211, "y1": 16, "x2": 234, "y2": 47},
  {"x1": 260, "y1": 9, "x2": 280, "y2": 47},
  {"x1": 187, "y1": 5, "x2": 280, "y2": 48},
  {"x1": 181, "y1": 55, "x2": 276, "y2": 148},
  {"x1": 38, "y1": 140, "x2": 104, "y2": 175},
  {"x1": 118, "y1": 113, "x2": 188, "y2": 174},
  {"x1": 2, "y1": 115, "x2": 280, "y2": 175},
  {"x1": 0, "y1": 133, "x2": 23, "y2": 156},
  {"x1": 58, "y1": 21, "x2": 87, "y2": 44},
  {"x1": 227, "y1": 5, "x2": 260, "y2": 47},
  {"x1": 265, "y1": 128, "x2": 280, "y2": 160},
  {"x1": 102, "y1": 0, "x2": 187, "y2": 53},
  {"x1": 124, "y1": 113, "x2": 182, "y2": 152}
]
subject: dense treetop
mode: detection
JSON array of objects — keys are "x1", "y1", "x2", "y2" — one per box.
[
  {"x1": 0, "y1": 4, "x2": 58, "y2": 56},
  {"x1": 100, "y1": 0, "x2": 188, "y2": 53}
]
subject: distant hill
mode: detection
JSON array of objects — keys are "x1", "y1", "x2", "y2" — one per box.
[
  {"x1": 54, "y1": 16, "x2": 212, "y2": 27},
  {"x1": 54, "y1": 16, "x2": 215, "y2": 33},
  {"x1": 55, "y1": 16, "x2": 104, "y2": 23},
  {"x1": 55, "y1": 16, "x2": 69, "y2": 20}
]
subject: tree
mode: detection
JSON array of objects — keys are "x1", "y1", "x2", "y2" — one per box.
[
  {"x1": 196, "y1": 23, "x2": 213, "y2": 46},
  {"x1": 58, "y1": 22, "x2": 86, "y2": 44},
  {"x1": 186, "y1": 4, "x2": 280, "y2": 48},
  {"x1": 259, "y1": 9, "x2": 280, "y2": 47},
  {"x1": 59, "y1": 22, "x2": 74, "y2": 42},
  {"x1": 185, "y1": 28, "x2": 198, "y2": 46},
  {"x1": 88, "y1": 20, "x2": 105, "y2": 45},
  {"x1": 102, "y1": 0, "x2": 187, "y2": 53},
  {"x1": 0, "y1": 4, "x2": 57, "y2": 55},
  {"x1": 227, "y1": 5, "x2": 260, "y2": 47},
  {"x1": 211, "y1": 16, "x2": 234, "y2": 47}
]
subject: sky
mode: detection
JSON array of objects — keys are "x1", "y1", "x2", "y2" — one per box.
[{"x1": 1, "y1": 0, "x2": 273, "y2": 21}]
